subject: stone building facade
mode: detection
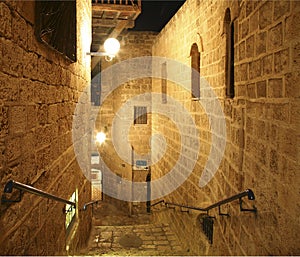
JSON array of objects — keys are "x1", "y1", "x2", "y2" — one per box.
[
  {"x1": 95, "y1": 31, "x2": 157, "y2": 213},
  {"x1": 151, "y1": 0, "x2": 299, "y2": 255},
  {"x1": 0, "y1": 0, "x2": 299, "y2": 256},
  {"x1": 0, "y1": 0, "x2": 92, "y2": 255}
]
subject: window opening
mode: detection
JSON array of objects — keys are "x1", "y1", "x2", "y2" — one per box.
[
  {"x1": 35, "y1": 1, "x2": 77, "y2": 62},
  {"x1": 224, "y1": 8, "x2": 235, "y2": 98},
  {"x1": 134, "y1": 106, "x2": 147, "y2": 124},
  {"x1": 91, "y1": 61, "x2": 101, "y2": 106},
  {"x1": 191, "y1": 43, "x2": 200, "y2": 99},
  {"x1": 65, "y1": 190, "x2": 77, "y2": 232}
]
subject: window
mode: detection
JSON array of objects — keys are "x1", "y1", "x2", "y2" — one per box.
[
  {"x1": 224, "y1": 8, "x2": 235, "y2": 98},
  {"x1": 134, "y1": 106, "x2": 147, "y2": 124},
  {"x1": 191, "y1": 43, "x2": 200, "y2": 99},
  {"x1": 35, "y1": 1, "x2": 77, "y2": 62},
  {"x1": 161, "y1": 62, "x2": 167, "y2": 104},
  {"x1": 65, "y1": 191, "x2": 77, "y2": 232},
  {"x1": 91, "y1": 61, "x2": 101, "y2": 106}
]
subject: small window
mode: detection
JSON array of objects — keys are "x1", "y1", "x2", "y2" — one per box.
[
  {"x1": 161, "y1": 62, "x2": 167, "y2": 104},
  {"x1": 65, "y1": 191, "x2": 77, "y2": 232},
  {"x1": 134, "y1": 106, "x2": 147, "y2": 124},
  {"x1": 191, "y1": 43, "x2": 200, "y2": 99},
  {"x1": 91, "y1": 62, "x2": 101, "y2": 106},
  {"x1": 224, "y1": 8, "x2": 235, "y2": 98}
]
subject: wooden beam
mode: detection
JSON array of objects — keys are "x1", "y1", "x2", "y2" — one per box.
[
  {"x1": 92, "y1": 3, "x2": 141, "y2": 14},
  {"x1": 92, "y1": 18, "x2": 134, "y2": 28},
  {"x1": 108, "y1": 19, "x2": 129, "y2": 38}
]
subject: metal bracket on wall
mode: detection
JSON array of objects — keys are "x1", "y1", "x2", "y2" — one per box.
[
  {"x1": 239, "y1": 198, "x2": 257, "y2": 213},
  {"x1": 1, "y1": 180, "x2": 23, "y2": 203},
  {"x1": 218, "y1": 205, "x2": 230, "y2": 216}
]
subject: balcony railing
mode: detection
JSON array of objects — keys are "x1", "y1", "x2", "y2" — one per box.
[{"x1": 92, "y1": 0, "x2": 141, "y2": 6}]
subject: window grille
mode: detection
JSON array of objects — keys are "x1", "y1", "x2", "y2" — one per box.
[{"x1": 134, "y1": 106, "x2": 147, "y2": 124}]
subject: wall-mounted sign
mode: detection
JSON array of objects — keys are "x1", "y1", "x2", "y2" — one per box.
[
  {"x1": 133, "y1": 160, "x2": 148, "y2": 170},
  {"x1": 136, "y1": 160, "x2": 147, "y2": 166}
]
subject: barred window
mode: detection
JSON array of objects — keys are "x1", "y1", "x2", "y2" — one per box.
[{"x1": 134, "y1": 106, "x2": 147, "y2": 124}]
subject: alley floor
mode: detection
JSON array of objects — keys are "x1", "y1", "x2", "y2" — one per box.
[{"x1": 77, "y1": 202, "x2": 194, "y2": 256}]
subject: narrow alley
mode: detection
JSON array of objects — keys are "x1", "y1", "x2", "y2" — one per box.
[{"x1": 0, "y1": 0, "x2": 299, "y2": 255}]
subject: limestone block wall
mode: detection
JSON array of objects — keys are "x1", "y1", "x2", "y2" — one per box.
[
  {"x1": 95, "y1": 31, "x2": 156, "y2": 211},
  {"x1": 151, "y1": 0, "x2": 299, "y2": 255},
  {"x1": 0, "y1": 1, "x2": 92, "y2": 255}
]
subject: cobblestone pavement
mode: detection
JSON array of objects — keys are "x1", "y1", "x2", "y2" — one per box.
[
  {"x1": 82, "y1": 223, "x2": 193, "y2": 256},
  {"x1": 77, "y1": 202, "x2": 194, "y2": 256}
]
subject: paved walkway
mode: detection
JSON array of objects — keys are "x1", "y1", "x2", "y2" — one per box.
[
  {"x1": 78, "y1": 202, "x2": 194, "y2": 256},
  {"x1": 84, "y1": 223, "x2": 191, "y2": 256}
]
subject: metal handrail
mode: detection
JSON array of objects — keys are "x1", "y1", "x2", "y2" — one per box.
[
  {"x1": 151, "y1": 199, "x2": 164, "y2": 207},
  {"x1": 1, "y1": 180, "x2": 76, "y2": 208},
  {"x1": 82, "y1": 199, "x2": 101, "y2": 211},
  {"x1": 151, "y1": 189, "x2": 256, "y2": 214}
]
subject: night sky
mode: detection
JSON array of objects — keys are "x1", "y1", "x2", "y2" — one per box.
[{"x1": 132, "y1": 0, "x2": 186, "y2": 32}]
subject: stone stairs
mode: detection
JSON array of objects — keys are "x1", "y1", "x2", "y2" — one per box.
[
  {"x1": 77, "y1": 202, "x2": 194, "y2": 256},
  {"x1": 81, "y1": 223, "x2": 192, "y2": 256}
]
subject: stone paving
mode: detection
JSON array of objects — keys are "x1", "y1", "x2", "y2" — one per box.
[
  {"x1": 77, "y1": 202, "x2": 194, "y2": 256},
  {"x1": 83, "y1": 223, "x2": 192, "y2": 256}
]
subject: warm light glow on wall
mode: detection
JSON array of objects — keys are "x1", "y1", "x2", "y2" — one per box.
[
  {"x1": 81, "y1": 19, "x2": 91, "y2": 65},
  {"x1": 96, "y1": 131, "x2": 106, "y2": 145}
]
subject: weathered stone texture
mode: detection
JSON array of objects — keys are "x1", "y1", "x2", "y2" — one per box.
[
  {"x1": 0, "y1": 0, "x2": 92, "y2": 255},
  {"x1": 151, "y1": 0, "x2": 300, "y2": 255}
]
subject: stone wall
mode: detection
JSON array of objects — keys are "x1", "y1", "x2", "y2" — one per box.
[
  {"x1": 94, "y1": 31, "x2": 157, "y2": 213},
  {"x1": 0, "y1": 0, "x2": 92, "y2": 255},
  {"x1": 151, "y1": 0, "x2": 299, "y2": 255}
]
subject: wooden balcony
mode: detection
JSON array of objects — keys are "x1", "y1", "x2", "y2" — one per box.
[{"x1": 91, "y1": 0, "x2": 141, "y2": 51}]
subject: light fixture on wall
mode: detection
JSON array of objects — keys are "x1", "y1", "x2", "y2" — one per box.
[
  {"x1": 87, "y1": 37, "x2": 120, "y2": 61},
  {"x1": 95, "y1": 131, "x2": 106, "y2": 145}
]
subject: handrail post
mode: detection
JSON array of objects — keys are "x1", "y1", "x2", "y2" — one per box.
[{"x1": 81, "y1": 199, "x2": 100, "y2": 211}]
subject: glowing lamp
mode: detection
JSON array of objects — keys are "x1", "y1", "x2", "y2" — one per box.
[{"x1": 96, "y1": 132, "x2": 106, "y2": 145}]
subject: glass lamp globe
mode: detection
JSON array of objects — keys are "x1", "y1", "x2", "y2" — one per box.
[{"x1": 103, "y1": 38, "x2": 120, "y2": 56}]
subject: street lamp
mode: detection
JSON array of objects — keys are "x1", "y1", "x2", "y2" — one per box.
[{"x1": 87, "y1": 37, "x2": 120, "y2": 61}]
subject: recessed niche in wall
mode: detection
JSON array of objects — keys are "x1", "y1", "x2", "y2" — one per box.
[
  {"x1": 190, "y1": 43, "x2": 200, "y2": 99},
  {"x1": 35, "y1": 1, "x2": 77, "y2": 62},
  {"x1": 224, "y1": 8, "x2": 234, "y2": 98}
]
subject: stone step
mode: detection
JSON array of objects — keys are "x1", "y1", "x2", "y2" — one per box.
[{"x1": 77, "y1": 222, "x2": 194, "y2": 256}]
